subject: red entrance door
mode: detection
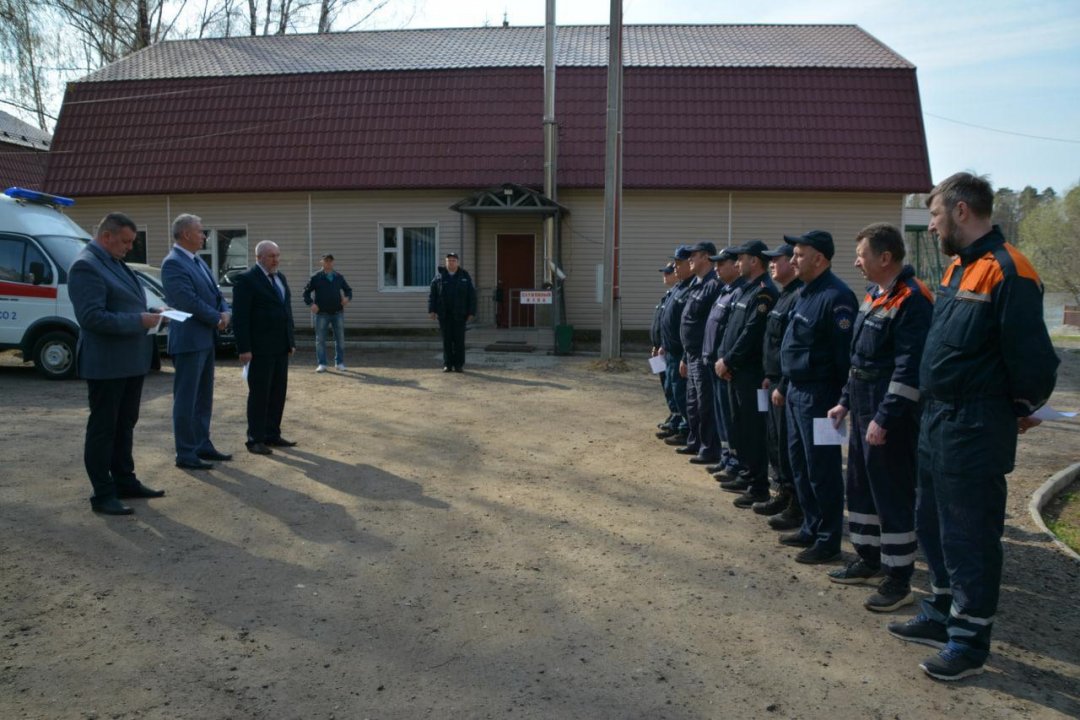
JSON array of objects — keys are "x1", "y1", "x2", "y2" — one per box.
[{"x1": 496, "y1": 234, "x2": 535, "y2": 328}]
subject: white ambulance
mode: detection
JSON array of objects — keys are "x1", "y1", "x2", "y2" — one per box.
[{"x1": 0, "y1": 187, "x2": 163, "y2": 379}]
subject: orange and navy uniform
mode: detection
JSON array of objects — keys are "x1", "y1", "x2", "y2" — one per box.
[
  {"x1": 839, "y1": 265, "x2": 934, "y2": 428},
  {"x1": 920, "y1": 227, "x2": 1058, "y2": 422}
]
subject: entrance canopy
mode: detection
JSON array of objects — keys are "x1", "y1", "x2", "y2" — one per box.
[{"x1": 450, "y1": 183, "x2": 568, "y2": 217}]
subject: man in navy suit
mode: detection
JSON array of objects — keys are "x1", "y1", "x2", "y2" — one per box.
[
  {"x1": 68, "y1": 213, "x2": 165, "y2": 515},
  {"x1": 232, "y1": 240, "x2": 296, "y2": 455},
  {"x1": 162, "y1": 214, "x2": 233, "y2": 470}
]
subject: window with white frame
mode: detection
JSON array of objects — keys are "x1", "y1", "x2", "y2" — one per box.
[{"x1": 380, "y1": 223, "x2": 437, "y2": 290}]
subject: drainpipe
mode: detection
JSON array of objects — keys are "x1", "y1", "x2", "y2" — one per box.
[
  {"x1": 600, "y1": 0, "x2": 623, "y2": 360},
  {"x1": 543, "y1": 0, "x2": 560, "y2": 328}
]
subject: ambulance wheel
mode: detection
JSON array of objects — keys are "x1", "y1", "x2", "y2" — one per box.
[{"x1": 33, "y1": 331, "x2": 77, "y2": 380}]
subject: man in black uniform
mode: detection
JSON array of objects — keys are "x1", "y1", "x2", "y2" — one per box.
[
  {"x1": 825, "y1": 223, "x2": 932, "y2": 612},
  {"x1": 755, "y1": 243, "x2": 804, "y2": 529},
  {"x1": 653, "y1": 263, "x2": 681, "y2": 438},
  {"x1": 779, "y1": 230, "x2": 857, "y2": 565},
  {"x1": 428, "y1": 252, "x2": 477, "y2": 372},
  {"x1": 677, "y1": 241, "x2": 723, "y2": 465},
  {"x1": 660, "y1": 247, "x2": 695, "y2": 446},
  {"x1": 887, "y1": 173, "x2": 1058, "y2": 681},
  {"x1": 714, "y1": 240, "x2": 779, "y2": 508},
  {"x1": 699, "y1": 247, "x2": 744, "y2": 472}
]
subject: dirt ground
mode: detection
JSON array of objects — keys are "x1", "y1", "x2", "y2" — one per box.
[{"x1": 1, "y1": 344, "x2": 1078, "y2": 720}]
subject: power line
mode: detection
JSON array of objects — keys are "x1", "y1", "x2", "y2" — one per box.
[{"x1": 925, "y1": 112, "x2": 1080, "y2": 145}]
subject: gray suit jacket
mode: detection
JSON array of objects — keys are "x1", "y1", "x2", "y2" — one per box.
[
  {"x1": 68, "y1": 242, "x2": 154, "y2": 379},
  {"x1": 161, "y1": 247, "x2": 230, "y2": 354}
]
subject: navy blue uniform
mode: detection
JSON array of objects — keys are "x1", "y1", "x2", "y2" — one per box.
[
  {"x1": 702, "y1": 276, "x2": 745, "y2": 463},
  {"x1": 679, "y1": 270, "x2": 723, "y2": 460},
  {"x1": 719, "y1": 273, "x2": 779, "y2": 493},
  {"x1": 763, "y1": 278, "x2": 802, "y2": 489},
  {"x1": 838, "y1": 265, "x2": 932, "y2": 586},
  {"x1": 916, "y1": 228, "x2": 1058, "y2": 664},
  {"x1": 652, "y1": 286, "x2": 679, "y2": 419},
  {"x1": 660, "y1": 278, "x2": 693, "y2": 434},
  {"x1": 780, "y1": 269, "x2": 857, "y2": 554}
]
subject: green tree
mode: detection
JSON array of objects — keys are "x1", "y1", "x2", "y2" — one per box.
[{"x1": 1020, "y1": 185, "x2": 1080, "y2": 305}]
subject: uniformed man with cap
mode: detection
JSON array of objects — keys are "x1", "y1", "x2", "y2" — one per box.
[
  {"x1": 700, "y1": 247, "x2": 745, "y2": 478},
  {"x1": 754, "y1": 242, "x2": 804, "y2": 529},
  {"x1": 887, "y1": 172, "x2": 1058, "y2": 681},
  {"x1": 659, "y1": 246, "x2": 695, "y2": 445},
  {"x1": 677, "y1": 241, "x2": 724, "y2": 464},
  {"x1": 714, "y1": 240, "x2": 779, "y2": 508},
  {"x1": 825, "y1": 223, "x2": 933, "y2": 612},
  {"x1": 653, "y1": 262, "x2": 681, "y2": 437},
  {"x1": 778, "y1": 230, "x2": 858, "y2": 564}
]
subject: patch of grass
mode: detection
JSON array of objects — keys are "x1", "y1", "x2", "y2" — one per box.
[{"x1": 1043, "y1": 488, "x2": 1080, "y2": 554}]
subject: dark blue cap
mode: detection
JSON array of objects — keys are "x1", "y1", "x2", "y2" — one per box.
[
  {"x1": 731, "y1": 239, "x2": 769, "y2": 259},
  {"x1": 709, "y1": 247, "x2": 739, "y2": 262},
  {"x1": 688, "y1": 241, "x2": 718, "y2": 256},
  {"x1": 762, "y1": 243, "x2": 794, "y2": 259},
  {"x1": 659, "y1": 263, "x2": 675, "y2": 274},
  {"x1": 783, "y1": 230, "x2": 834, "y2": 260},
  {"x1": 670, "y1": 245, "x2": 693, "y2": 261}
]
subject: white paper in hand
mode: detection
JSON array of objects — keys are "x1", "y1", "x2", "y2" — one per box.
[
  {"x1": 813, "y1": 418, "x2": 848, "y2": 445},
  {"x1": 1031, "y1": 405, "x2": 1078, "y2": 421},
  {"x1": 757, "y1": 388, "x2": 770, "y2": 412},
  {"x1": 648, "y1": 355, "x2": 667, "y2": 374},
  {"x1": 241, "y1": 363, "x2": 249, "y2": 380}
]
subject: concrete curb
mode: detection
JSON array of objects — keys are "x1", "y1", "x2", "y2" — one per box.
[{"x1": 1028, "y1": 461, "x2": 1080, "y2": 563}]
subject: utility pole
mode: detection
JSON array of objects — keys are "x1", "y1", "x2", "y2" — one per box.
[
  {"x1": 543, "y1": 0, "x2": 560, "y2": 325},
  {"x1": 600, "y1": 0, "x2": 623, "y2": 359}
]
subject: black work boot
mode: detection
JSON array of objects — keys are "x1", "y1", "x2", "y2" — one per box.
[
  {"x1": 752, "y1": 487, "x2": 791, "y2": 516},
  {"x1": 767, "y1": 493, "x2": 804, "y2": 530}
]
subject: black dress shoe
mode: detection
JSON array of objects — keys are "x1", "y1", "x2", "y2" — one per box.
[
  {"x1": 265, "y1": 437, "x2": 297, "y2": 447},
  {"x1": 794, "y1": 545, "x2": 841, "y2": 565},
  {"x1": 91, "y1": 497, "x2": 134, "y2": 515},
  {"x1": 663, "y1": 434, "x2": 688, "y2": 446},
  {"x1": 688, "y1": 455, "x2": 719, "y2": 465},
  {"x1": 453, "y1": 366, "x2": 464, "y2": 373},
  {"x1": 198, "y1": 450, "x2": 233, "y2": 461},
  {"x1": 247, "y1": 442, "x2": 273, "y2": 455},
  {"x1": 674, "y1": 446, "x2": 698, "y2": 455},
  {"x1": 176, "y1": 459, "x2": 214, "y2": 470},
  {"x1": 117, "y1": 483, "x2": 166, "y2": 499},
  {"x1": 778, "y1": 531, "x2": 814, "y2": 548}
]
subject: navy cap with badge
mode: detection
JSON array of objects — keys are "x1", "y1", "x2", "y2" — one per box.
[
  {"x1": 783, "y1": 230, "x2": 834, "y2": 260},
  {"x1": 762, "y1": 243, "x2": 794, "y2": 259},
  {"x1": 709, "y1": 246, "x2": 739, "y2": 262},
  {"x1": 670, "y1": 244, "x2": 694, "y2": 261},
  {"x1": 658, "y1": 263, "x2": 675, "y2": 274},
  {"x1": 730, "y1": 239, "x2": 770, "y2": 260}
]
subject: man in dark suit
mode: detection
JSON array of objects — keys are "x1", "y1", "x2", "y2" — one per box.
[
  {"x1": 68, "y1": 213, "x2": 165, "y2": 515},
  {"x1": 161, "y1": 213, "x2": 233, "y2": 470},
  {"x1": 232, "y1": 240, "x2": 296, "y2": 455}
]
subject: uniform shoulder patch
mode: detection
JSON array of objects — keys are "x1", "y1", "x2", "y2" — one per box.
[
  {"x1": 834, "y1": 304, "x2": 855, "y2": 332},
  {"x1": 757, "y1": 303, "x2": 769, "y2": 314}
]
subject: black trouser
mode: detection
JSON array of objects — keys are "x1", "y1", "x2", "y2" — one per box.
[
  {"x1": 684, "y1": 353, "x2": 719, "y2": 460},
  {"x1": 85, "y1": 375, "x2": 144, "y2": 499},
  {"x1": 765, "y1": 381, "x2": 793, "y2": 489},
  {"x1": 728, "y1": 370, "x2": 769, "y2": 492},
  {"x1": 440, "y1": 316, "x2": 467, "y2": 369},
  {"x1": 246, "y1": 352, "x2": 289, "y2": 444}
]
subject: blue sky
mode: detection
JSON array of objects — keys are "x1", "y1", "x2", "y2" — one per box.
[{"x1": 377, "y1": 0, "x2": 1080, "y2": 193}]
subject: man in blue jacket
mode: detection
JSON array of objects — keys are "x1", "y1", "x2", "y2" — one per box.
[
  {"x1": 68, "y1": 212, "x2": 164, "y2": 514},
  {"x1": 162, "y1": 213, "x2": 233, "y2": 470},
  {"x1": 779, "y1": 230, "x2": 857, "y2": 565},
  {"x1": 303, "y1": 253, "x2": 353, "y2": 373},
  {"x1": 428, "y1": 252, "x2": 476, "y2": 373},
  {"x1": 659, "y1": 247, "x2": 694, "y2": 445}
]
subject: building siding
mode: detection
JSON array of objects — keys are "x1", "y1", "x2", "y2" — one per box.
[{"x1": 60, "y1": 188, "x2": 903, "y2": 333}]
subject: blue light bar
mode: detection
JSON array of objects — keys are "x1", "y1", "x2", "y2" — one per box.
[{"x1": 4, "y1": 187, "x2": 76, "y2": 207}]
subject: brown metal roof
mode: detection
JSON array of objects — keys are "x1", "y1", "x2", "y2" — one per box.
[
  {"x1": 46, "y1": 26, "x2": 930, "y2": 196},
  {"x1": 80, "y1": 25, "x2": 913, "y2": 82}
]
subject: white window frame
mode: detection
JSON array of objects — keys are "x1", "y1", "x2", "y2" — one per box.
[{"x1": 378, "y1": 221, "x2": 439, "y2": 292}]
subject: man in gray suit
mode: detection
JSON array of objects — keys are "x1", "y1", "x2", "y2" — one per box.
[
  {"x1": 162, "y1": 214, "x2": 232, "y2": 470},
  {"x1": 68, "y1": 213, "x2": 164, "y2": 515}
]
